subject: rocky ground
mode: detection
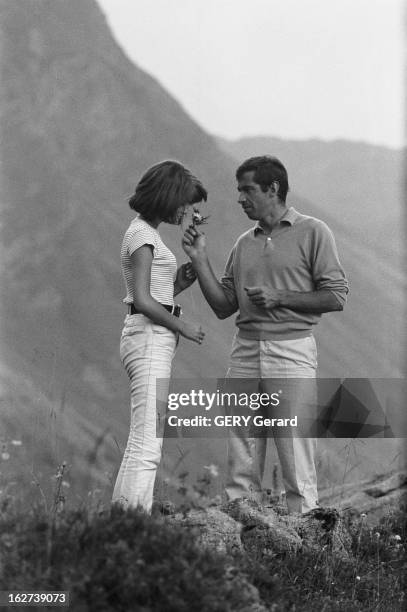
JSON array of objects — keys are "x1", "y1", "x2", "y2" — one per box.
[{"x1": 163, "y1": 470, "x2": 407, "y2": 558}]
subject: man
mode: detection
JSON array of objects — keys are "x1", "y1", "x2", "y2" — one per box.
[{"x1": 182, "y1": 156, "x2": 348, "y2": 514}]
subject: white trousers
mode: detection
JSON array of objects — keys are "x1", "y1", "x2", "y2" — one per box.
[
  {"x1": 225, "y1": 333, "x2": 318, "y2": 514},
  {"x1": 112, "y1": 314, "x2": 176, "y2": 513}
]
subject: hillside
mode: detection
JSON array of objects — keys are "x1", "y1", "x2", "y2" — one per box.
[
  {"x1": 0, "y1": 0, "x2": 404, "y2": 501},
  {"x1": 218, "y1": 136, "x2": 403, "y2": 251}
]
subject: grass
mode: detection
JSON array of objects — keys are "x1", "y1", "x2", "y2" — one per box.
[
  {"x1": 0, "y1": 456, "x2": 406, "y2": 612},
  {"x1": 0, "y1": 436, "x2": 406, "y2": 611},
  {"x1": 0, "y1": 500, "x2": 262, "y2": 612},
  {"x1": 242, "y1": 507, "x2": 406, "y2": 611}
]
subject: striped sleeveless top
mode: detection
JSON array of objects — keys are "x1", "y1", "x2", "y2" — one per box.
[{"x1": 121, "y1": 216, "x2": 177, "y2": 305}]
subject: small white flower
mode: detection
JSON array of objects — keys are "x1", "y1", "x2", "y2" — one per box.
[
  {"x1": 192, "y1": 207, "x2": 210, "y2": 226},
  {"x1": 360, "y1": 513, "x2": 367, "y2": 518},
  {"x1": 11, "y1": 440, "x2": 22, "y2": 446},
  {"x1": 1, "y1": 452, "x2": 10, "y2": 461},
  {"x1": 356, "y1": 576, "x2": 361, "y2": 581},
  {"x1": 391, "y1": 534, "x2": 402, "y2": 541},
  {"x1": 374, "y1": 532, "x2": 380, "y2": 539},
  {"x1": 203, "y1": 464, "x2": 219, "y2": 478}
]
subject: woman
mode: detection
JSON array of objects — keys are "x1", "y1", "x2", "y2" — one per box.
[{"x1": 112, "y1": 160, "x2": 206, "y2": 512}]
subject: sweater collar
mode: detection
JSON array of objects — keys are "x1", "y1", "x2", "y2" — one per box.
[{"x1": 254, "y1": 206, "x2": 299, "y2": 234}]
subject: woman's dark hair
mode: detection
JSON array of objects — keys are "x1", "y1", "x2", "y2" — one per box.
[
  {"x1": 129, "y1": 160, "x2": 207, "y2": 223},
  {"x1": 236, "y1": 155, "x2": 289, "y2": 202}
]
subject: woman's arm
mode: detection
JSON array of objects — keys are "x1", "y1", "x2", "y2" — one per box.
[{"x1": 131, "y1": 246, "x2": 204, "y2": 344}]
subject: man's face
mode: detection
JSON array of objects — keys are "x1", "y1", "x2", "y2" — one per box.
[{"x1": 237, "y1": 171, "x2": 273, "y2": 220}]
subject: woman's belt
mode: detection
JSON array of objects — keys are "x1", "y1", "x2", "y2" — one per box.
[{"x1": 128, "y1": 303, "x2": 182, "y2": 317}]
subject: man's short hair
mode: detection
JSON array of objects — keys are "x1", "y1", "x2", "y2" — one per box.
[
  {"x1": 129, "y1": 160, "x2": 207, "y2": 223},
  {"x1": 236, "y1": 156, "x2": 289, "y2": 202}
]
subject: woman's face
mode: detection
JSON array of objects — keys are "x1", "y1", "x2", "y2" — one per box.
[{"x1": 174, "y1": 203, "x2": 192, "y2": 225}]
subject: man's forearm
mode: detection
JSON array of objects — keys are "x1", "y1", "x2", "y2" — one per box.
[
  {"x1": 192, "y1": 257, "x2": 234, "y2": 315},
  {"x1": 279, "y1": 289, "x2": 343, "y2": 313}
]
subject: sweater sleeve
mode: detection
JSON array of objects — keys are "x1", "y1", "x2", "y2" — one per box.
[
  {"x1": 310, "y1": 221, "x2": 349, "y2": 307},
  {"x1": 218, "y1": 246, "x2": 239, "y2": 317}
]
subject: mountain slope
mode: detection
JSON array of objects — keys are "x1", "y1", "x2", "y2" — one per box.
[{"x1": 218, "y1": 136, "x2": 404, "y2": 257}]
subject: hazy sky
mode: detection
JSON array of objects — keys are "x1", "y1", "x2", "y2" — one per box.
[{"x1": 98, "y1": 0, "x2": 404, "y2": 148}]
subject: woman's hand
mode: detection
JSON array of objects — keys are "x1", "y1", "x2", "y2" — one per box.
[
  {"x1": 177, "y1": 320, "x2": 205, "y2": 344},
  {"x1": 174, "y1": 262, "x2": 197, "y2": 295}
]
